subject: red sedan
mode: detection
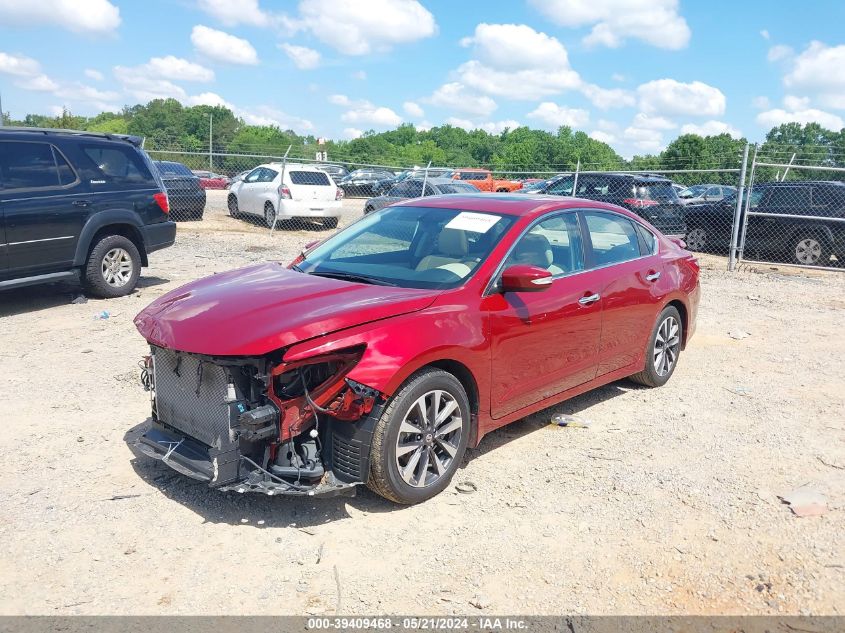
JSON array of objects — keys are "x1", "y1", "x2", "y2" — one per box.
[
  {"x1": 191, "y1": 170, "x2": 230, "y2": 189},
  {"x1": 130, "y1": 194, "x2": 700, "y2": 504}
]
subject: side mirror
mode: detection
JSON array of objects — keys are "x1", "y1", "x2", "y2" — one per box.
[{"x1": 500, "y1": 265, "x2": 553, "y2": 293}]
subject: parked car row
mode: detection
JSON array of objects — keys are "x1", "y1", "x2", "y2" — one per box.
[{"x1": 364, "y1": 177, "x2": 478, "y2": 213}]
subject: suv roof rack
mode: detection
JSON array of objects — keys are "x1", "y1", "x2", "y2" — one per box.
[{"x1": 0, "y1": 126, "x2": 144, "y2": 147}]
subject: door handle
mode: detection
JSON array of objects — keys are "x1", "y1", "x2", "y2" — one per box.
[
  {"x1": 645, "y1": 271, "x2": 661, "y2": 282},
  {"x1": 72, "y1": 200, "x2": 92, "y2": 207},
  {"x1": 578, "y1": 293, "x2": 600, "y2": 306}
]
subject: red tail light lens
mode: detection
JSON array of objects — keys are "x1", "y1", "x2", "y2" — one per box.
[
  {"x1": 623, "y1": 198, "x2": 658, "y2": 208},
  {"x1": 153, "y1": 192, "x2": 169, "y2": 214},
  {"x1": 278, "y1": 185, "x2": 292, "y2": 199},
  {"x1": 335, "y1": 187, "x2": 344, "y2": 200}
]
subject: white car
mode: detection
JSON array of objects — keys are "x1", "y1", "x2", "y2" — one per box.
[{"x1": 227, "y1": 163, "x2": 343, "y2": 229}]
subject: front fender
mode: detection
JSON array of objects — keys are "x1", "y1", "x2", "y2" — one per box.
[{"x1": 73, "y1": 210, "x2": 146, "y2": 266}]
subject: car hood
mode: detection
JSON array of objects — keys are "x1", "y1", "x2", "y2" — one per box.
[{"x1": 134, "y1": 263, "x2": 440, "y2": 356}]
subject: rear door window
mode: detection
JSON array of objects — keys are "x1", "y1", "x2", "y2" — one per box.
[
  {"x1": 80, "y1": 144, "x2": 155, "y2": 186},
  {"x1": 584, "y1": 211, "x2": 643, "y2": 266},
  {"x1": 0, "y1": 141, "x2": 71, "y2": 190},
  {"x1": 763, "y1": 187, "x2": 810, "y2": 209},
  {"x1": 289, "y1": 170, "x2": 331, "y2": 186}
]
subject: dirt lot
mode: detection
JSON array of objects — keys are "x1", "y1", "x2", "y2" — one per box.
[{"x1": 1, "y1": 191, "x2": 843, "y2": 615}]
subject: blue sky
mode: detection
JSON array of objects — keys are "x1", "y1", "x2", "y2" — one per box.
[{"x1": 2, "y1": 0, "x2": 845, "y2": 157}]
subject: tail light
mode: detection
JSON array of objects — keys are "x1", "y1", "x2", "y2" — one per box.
[
  {"x1": 153, "y1": 192, "x2": 169, "y2": 214},
  {"x1": 278, "y1": 185, "x2": 292, "y2": 199},
  {"x1": 623, "y1": 198, "x2": 659, "y2": 209},
  {"x1": 335, "y1": 187, "x2": 344, "y2": 200}
]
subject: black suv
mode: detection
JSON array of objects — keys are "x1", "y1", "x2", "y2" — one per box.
[
  {"x1": 153, "y1": 160, "x2": 206, "y2": 221},
  {"x1": 0, "y1": 127, "x2": 176, "y2": 297},
  {"x1": 519, "y1": 172, "x2": 687, "y2": 237},
  {"x1": 683, "y1": 180, "x2": 845, "y2": 267}
]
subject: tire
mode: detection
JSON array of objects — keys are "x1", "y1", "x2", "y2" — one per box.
[
  {"x1": 629, "y1": 306, "x2": 683, "y2": 388},
  {"x1": 83, "y1": 234, "x2": 142, "y2": 298},
  {"x1": 791, "y1": 231, "x2": 830, "y2": 267},
  {"x1": 227, "y1": 194, "x2": 240, "y2": 218},
  {"x1": 323, "y1": 217, "x2": 339, "y2": 229},
  {"x1": 364, "y1": 206, "x2": 374, "y2": 215},
  {"x1": 685, "y1": 226, "x2": 707, "y2": 252},
  {"x1": 367, "y1": 368, "x2": 470, "y2": 504},
  {"x1": 496, "y1": 188, "x2": 509, "y2": 193},
  {"x1": 264, "y1": 201, "x2": 277, "y2": 228}
]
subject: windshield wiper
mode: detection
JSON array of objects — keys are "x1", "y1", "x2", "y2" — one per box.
[
  {"x1": 307, "y1": 270, "x2": 397, "y2": 286},
  {"x1": 289, "y1": 263, "x2": 304, "y2": 272}
]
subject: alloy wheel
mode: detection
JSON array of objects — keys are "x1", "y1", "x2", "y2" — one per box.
[
  {"x1": 686, "y1": 227, "x2": 707, "y2": 251},
  {"x1": 395, "y1": 390, "x2": 462, "y2": 488},
  {"x1": 653, "y1": 315, "x2": 680, "y2": 377},
  {"x1": 795, "y1": 238, "x2": 822, "y2": 265},
  {"x1": 101, "y1": 247, "x2": 133, "y2": 287}
]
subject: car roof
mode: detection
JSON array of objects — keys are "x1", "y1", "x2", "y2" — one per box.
[
  {"x1": 761, "y1": 180, "x2": 845, "y2": 187},
  {"x1": 391, "y1": 192, "x2": 640, "y2": 219},
  {"x1": 0, "y1": 126, "x2": 144, "y2": 147},
  {"x1": 263, "y1": 162, "x2": 324, "y2": 171}
]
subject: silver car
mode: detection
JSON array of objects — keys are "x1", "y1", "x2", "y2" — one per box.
[
  {"x1": 678, "y1": 184, "x2": 737, "y2": 205},
  {"x1": 363, "y1": 178, "x2": 478, "y2": 214}
]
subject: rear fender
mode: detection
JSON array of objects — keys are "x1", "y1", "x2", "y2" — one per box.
[{"x1": 73, "y1": 211, "x2": 147, "y2": 266}]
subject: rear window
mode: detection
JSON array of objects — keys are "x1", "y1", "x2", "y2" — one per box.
[
  {"x1": 459, "y1": 172, "x2": 487, "y2": 181},
  {"x1": 155, "y1": 162, "x2": 192, "y2": 177},
  {"x1": 436, "y1": 183, "x2": 476, "y2": 194},
  {"x1": 289, "y1": 170, "x2": 331, "y2": 186},
  {"x1": 81, "y1": 144, "x2": 155, "y2": 185},
  {"x1": 635, "y1": 183, "x2": 678, "y2": 201}
]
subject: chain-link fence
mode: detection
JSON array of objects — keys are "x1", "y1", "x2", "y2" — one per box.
[{"x1": 734, "y1": 146, "x2": 845, "y2": 270}]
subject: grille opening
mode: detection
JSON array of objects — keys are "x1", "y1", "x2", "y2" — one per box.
[{"x1": 274, "y1": 362, "x2": 342, "y2": 400}]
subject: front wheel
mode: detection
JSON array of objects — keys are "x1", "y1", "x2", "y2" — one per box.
[
  {"x1": 227, "y1": 194, "x2": 240, "y2": 218},
  {"x1": 322, "y1": 217, "x2": 339, "y2": 229},
  {"x1": 264, "y1": 201, "x2": 277, "y2": 228},
  {"x1": 791, "y1": 232, "x2": 830, "y2": 267},
  {"x1": 629, "y1": 306, "x2": 683, "y2": 388},
  {"x1": 685, "y1": 226, "x2": 707, "y2": 252},
  {"x1": 368, "y1": 369, "x2": 470, "y2": 504}
]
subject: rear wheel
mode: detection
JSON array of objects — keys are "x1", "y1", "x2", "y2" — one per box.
[
  {"x1": 685, "y1": 226, "x2": 707, "y2": 252},
  {"x1": 227, "y1": 194, "x2": 240, "y2": 218},
  {"x1": 368, "y1": 369, "x2": 470, "y2": 504},
  {"x1": 496, "y1": 188, "x2": 509, "y2": 193},
  {"x1": 84, "y1": 235, "x2": 141, "y2": 298},
  {"x1": 630, "y1": 306, "x2": 682, "y2": 388},
  {"x1": 323, "y1": 217, "x2": 339, "y2": 229},
  {"x1": 791, "y1": 232, "x2": 830, "y2": 266},
  {"x1": 264, "y1": 201, "x2": 277, "y2": 228}
]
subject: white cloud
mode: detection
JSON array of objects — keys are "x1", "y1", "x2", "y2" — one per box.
[
  {"x1": 457, "y1": 60, "x2": 580, "y2": 100},
  {"x1": 84, "y1": 68, "x2": 104, "y2": 81},
  {"x1": 0, "y1": 52, "x2": 41, "y2": 77},
  {"x1": 527, "y1": 102, "x2": 589, "y2": 129},
  {"x1": 680, "y1": 120, "x2": 742, "y2": 137},
  {"x1": 752, "y1": 96, "x2": 771, "y2": 110},
  {"x1": 329, "y1": 94, "x2": 352, "y2": 106},
  {"x1": 185, "y1": 92, "x2": 235, "y2": 108},
  {"x1": 120, "y1": 56, "x2": 215, "y2": 83},
  {"x1": 403, "y1": 101, "x2": 424, "y2": 118},
  {"x1": 113, "y1": 66, "x2": 188, "y2": 102},
  {"x1": 17, "y1": 74, "x2": 59, "y2": 91},
  {"x1": 191, "y1": 25, "x2": 259, "y2": 65},
  {"x1": 760, "y1": 29, "x2": 770, "y2": 40},
  {"x1": 279, "y1": 43, "x2": 321, "y2": 70},
  {"x1": 622, "y1": 125, "x2": 665, "y2": 154},
  {"x1": 240, "y1": 105, "x2": 314, "y2": 130},
  {"x1": 637, "y1": 79, "x2": 726, "y2": 117},
  {"x1": 293, "y1": 0, "x2": 437, "y2": 55},
  {"x1": 196, "y1": 0, "x2": 278, "y2": 27},
  {"x1": 0, "y1": 0, "x2": 120, "y2": 34},
  {"x1": 611, "y1": 73, "x2": 626, "y2": 82},
  {"x1": 56, "y1": 82, "x2": 120, "y2": 103},
  {"x1": 580, "y1": 83, "x2": 635, "y2": 109},
  {"x1": 352, "y1": 70, "x2": 367, "y2": 80},
  {"x1": 529, "y1": 0, "x2": 690, "y2": 50},
  {"x1": 756, "y1": 107, "x2": 844, "y2": 130},
  {"x1": 631, "y1": 112, "x2": 676, "y2": 130},
  {"x1": 428, "y1": 82, "x2": 498, "y2": 117},
  {"x1": 783, "y1": 41, "x2": 845, "y2": 109},
  {"x1": 767, "y1": 44, "x2": 794, "y2": 62},
  {"x1": 783, "y1": 95, "x2": 810, "y2": 111},
  {"x1": 341, "y1": 101, "x2": 402, "y2": 127},
  {"x1": 589, "y1": 130, "x2": 616, "y2": 144},
  {"x1": 445, "y1": 117, "x2": 520, "y2": 134},
  {"x1": 343, "y1": 127, "x2": 364, "y2": 139}
]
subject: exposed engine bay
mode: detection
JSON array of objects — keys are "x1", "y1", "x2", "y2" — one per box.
[{"x1": 130, "y1": 345, "x2": 384, "y2": 496}]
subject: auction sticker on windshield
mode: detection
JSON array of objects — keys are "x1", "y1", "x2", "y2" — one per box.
[{"x1": 445, "y1": 211, "x2": 501, "y2": 233}]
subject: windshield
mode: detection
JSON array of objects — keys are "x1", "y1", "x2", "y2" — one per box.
[
  {"x1": 435, "y1": 183, "x2": 477, "y2": 194},
  {"x1": 635, "y1": 183, "x2": 679, "y2": 201},
  {"x1": 521, "y1": 179, "x2": 550, "y2": 192},
  {"x1": 297, "y1": 206, "x2": 515, "y2": 289}
]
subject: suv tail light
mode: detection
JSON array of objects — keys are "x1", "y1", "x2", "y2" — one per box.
[
  {"x1": 336, "y1": 187, "x2": 344, "y2": 200},
  {"x1": 623, "y1": 198, "x2": 658, "y2": 209},
  {"x1": 153, "y1": 192, "x2": 169, "y2": 214},
  {"x1": 278, "y1": 185, "x2": 292, "y2": 199}
]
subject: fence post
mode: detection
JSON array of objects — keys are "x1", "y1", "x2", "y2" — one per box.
[
  {"x1": 269, "y1": 145, "x2": 292, "y2": 234},
  {"x1": 737, "y1": 144, "x2": 759, "y2": 265},
  {"x1": 728, "y1": 143, "x2": 750, "y2": 271},
  {"x1": 422, "y1": 160, "x2": 432, "y2": 196},
  {"x1": 572, "y1": 158, "x2": 580, "y2": 196},
  {"x1": 209, "y1": 113, "x2": 213, "y2": 171}
]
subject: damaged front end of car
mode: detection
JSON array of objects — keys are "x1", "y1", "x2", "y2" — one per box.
[{"x1": 130, "y1": 344, "x2": 384, "y2": 497}]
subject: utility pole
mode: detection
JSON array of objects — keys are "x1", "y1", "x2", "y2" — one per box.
[{"x1": 209, "y1": 113, "x2": 213, "y2": 170}]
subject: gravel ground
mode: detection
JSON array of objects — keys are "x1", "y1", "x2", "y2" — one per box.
[{"x1": 1, "y1": 191, "x2": 843, "y2": 615}]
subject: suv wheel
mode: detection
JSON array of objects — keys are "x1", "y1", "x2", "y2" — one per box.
[
  {"x1": 264, "y1": 201, "x2": 277, "y2": 228},
  {"x1": 84, "y1": 235, "x2": 141, "y2": 298},
  {"x1": 792, "y1": 233, "x2": 830, "y2": 266},
  {"x1": 685, "y1": 227, "x2": 707, "y2": 252},
  {"x1": 368, "y1": 369, "x2": 470, "y2": 504}
]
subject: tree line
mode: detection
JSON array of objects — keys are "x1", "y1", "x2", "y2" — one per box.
[{"x1": 5, "y1": 98, "x2": 845, "y2": 185}]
